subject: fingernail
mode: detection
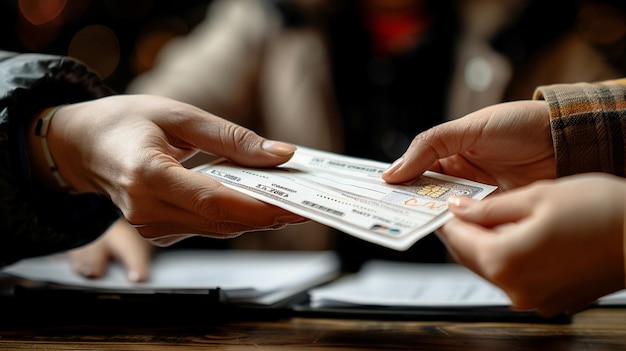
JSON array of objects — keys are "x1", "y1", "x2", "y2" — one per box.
[
  {"x1": 128, "y1": 270, "x2": 141, "y2": 283},
  {"x1": 262, "y1": 140, "x2": 297, "y2": 156},
  {"x1": 384, "y1": 157, "x2": 404, "y2": 175},
  {"x1": 447, "y1": 196, "x2": 474, "y2": 212},
  {"x1": 447, "y1": 196, "x2": 462, "y2": 207}
]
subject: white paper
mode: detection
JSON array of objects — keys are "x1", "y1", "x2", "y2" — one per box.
[
  {"x1": 597, "y1": 290, "x2": 626, "y2": 305},
  {"x1": 195, "y1": 146, "x2": 497, "y2": 251},
  {"x1": 308, "y1": 260, "x2": 511, "y2": 308},
  {"x1": 2, "y1": 250, "x2": 340, "y2": 305}
]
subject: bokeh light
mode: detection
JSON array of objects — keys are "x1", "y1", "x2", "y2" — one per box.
[
  {"x1": 16, "y1": 0, "x2": 90, "y2": 52},
  {"x1": 577, "y1": 2, "x2": 626, "y2": 45},
  {"x1": 132, "y1": 17, "x2": 188, "y2": 75},
  {"x1": 3, "y1": 1, "x2": 208, "y2": 91},
  {"x1": 68, "y1": 25, "x2": 120, "y2": 80},
  {"x1": 18, "y1": 0, "x2": 66, "y2": 26},
  {"x1": 16, "y1": 17, "x2": 59, "y2": 51},
  {"x1": 16, "y1": 0, "x2": 67, "y2": 51}
]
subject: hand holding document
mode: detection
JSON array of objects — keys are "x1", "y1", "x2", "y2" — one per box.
[{"x1": 195, "y1": 146, "x2": 497, "y2": 251}]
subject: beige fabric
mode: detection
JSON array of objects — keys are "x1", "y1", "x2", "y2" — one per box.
[
  {"x1": 128, "y1": 0, "x2": 342, "y2": 152},
  {"x1": 533, "y1": 79, "x2": 626, "y2": 177}
]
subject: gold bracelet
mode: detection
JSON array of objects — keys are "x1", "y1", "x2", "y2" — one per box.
[{"x1": 34, "y1": 105, "x2": 70, "y2": 190}]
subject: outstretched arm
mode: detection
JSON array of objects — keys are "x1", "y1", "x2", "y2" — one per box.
[{"x1": 26, "y1": 95, "x2": 306, "y2": 246}]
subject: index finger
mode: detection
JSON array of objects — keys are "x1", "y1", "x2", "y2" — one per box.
[
  {"x1": 155, "y1": 102, "x2": 297, "y2": 168},
  {"x1": 382, "y1": 115, "x2": 485, "y2": 184}
]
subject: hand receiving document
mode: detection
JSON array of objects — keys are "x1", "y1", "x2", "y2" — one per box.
[{"x1": 195, "y1": 146, "x2": 497, "y2": 250}]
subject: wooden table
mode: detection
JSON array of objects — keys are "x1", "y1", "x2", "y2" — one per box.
[{"x1": 1, "y1": 306, "x2": 625, "y2": 350}]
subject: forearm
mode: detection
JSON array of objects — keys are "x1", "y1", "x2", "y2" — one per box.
[{"x1": 0, "y1": 51, "x2": 119, "y2": 266}]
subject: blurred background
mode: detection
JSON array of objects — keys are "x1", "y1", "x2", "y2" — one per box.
[
  {"x1": 2, "y1": 0, "x2": 626, "y2": 97},
  {"x1": 4, "y1": 0, "x2": 626, "y2": 270},
  {"x1": 0, "y1": 0, "x2": 210, "y2": 92}
]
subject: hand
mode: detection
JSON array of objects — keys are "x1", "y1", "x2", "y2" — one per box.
[
  {"x1": 67, "y1": 218, "x2": 153, "y2": 282},
  {"x1": 383, "y1": 100, "x2": 555, "y2": 190},
  {"x1": 439, "y1": 173, "x2": 626, "y2": 316},
  {"x1": 41, "y1": 95, "x2": 307, "y2": 246}
]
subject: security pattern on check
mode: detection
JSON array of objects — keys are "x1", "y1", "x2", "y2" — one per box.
[{"x1": 195, "y1": 146, "x2": 497, "y2": 251}]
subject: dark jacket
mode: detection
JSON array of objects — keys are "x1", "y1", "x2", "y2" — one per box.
[{"x1": 0, "y1": 51, "x2": 120, "y2": 267}]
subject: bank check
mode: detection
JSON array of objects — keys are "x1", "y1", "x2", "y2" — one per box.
[{"x1": 195, "y1": 146, "x2": 497, "y2": 251}]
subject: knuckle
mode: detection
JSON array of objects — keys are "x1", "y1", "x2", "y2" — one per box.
[
  {"x1": 481, "y1": 251, "x2": 522, "y2": 291},
  {"x1": 480, "y1": 252, "x2": 543, "y2": 310},
  {"x1": 191, "y1": 190, "x2": 223, "y2": 222},
  {"x1": 191, "y1": 185, "x2": 281, "y2": 231},
  {"x1": 114, "y1": 172, "x2": 155, "y2": 226},
  {"x1": 224, "y1": 124, "x2": 259, "y2": 153}
]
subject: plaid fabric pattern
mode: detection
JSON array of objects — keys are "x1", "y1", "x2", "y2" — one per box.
[{"x1": 534, "y1": 79, "x2": 626, "y2": 177}]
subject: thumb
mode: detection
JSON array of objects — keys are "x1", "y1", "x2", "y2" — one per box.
[
  {"x1": 188, "y1": 117, "x2": 297, "y2": 167},
  {"x1": 228, "y1": 137, "x2": 297, "y2": 167}
]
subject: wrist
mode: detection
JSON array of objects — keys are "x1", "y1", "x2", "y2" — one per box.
[{"x1": 27, "y1": 106, "x2": 73, "y2": 192}]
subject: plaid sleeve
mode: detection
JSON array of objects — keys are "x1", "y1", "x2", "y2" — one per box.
[{"x1": 533, "y1": 79, "x2": 626, "y2": 177}]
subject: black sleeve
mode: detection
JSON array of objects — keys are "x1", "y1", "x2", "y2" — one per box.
[{"x1": 0, "y1": 51, "x2": 120, "y2": 267}]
